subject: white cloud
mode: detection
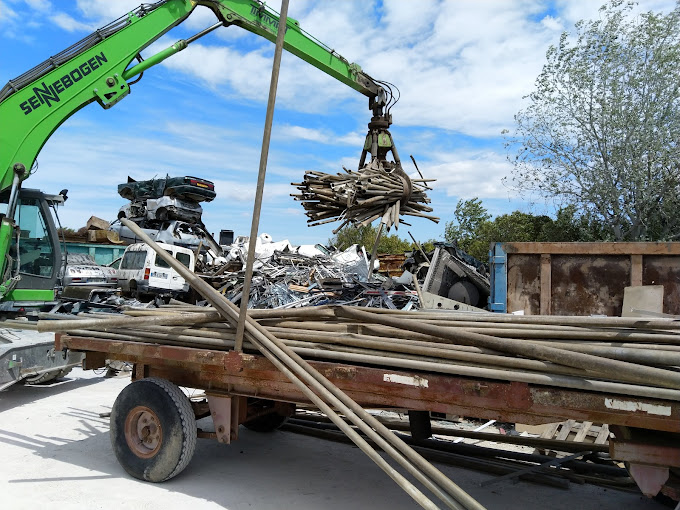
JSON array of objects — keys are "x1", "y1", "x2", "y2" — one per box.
[
  {"x1": 210, "y1": 179, "x2": 291, "y2": 203},
  {"x1": 49, "y1": 0, "x2": 680, "y2": 137},
  {"x1": 156, "y1": 41, "x2": 355, "y2": 113},
  {"x1": 140, "y1": 1, "x2": 566, "y2": 135},
  {"x1": 423, "y1": 149, "x2": 516, "y2": 200},
  {"x1": 275, "y1": 125, "x2": 363, "y2": 146},
  {"x1": 181, "y1": 5, "x2": 221, "y2": 31},
  {"x1": 74, "y1": 0, "x2": 142, "y2": 22},
  {"x1": 50, "y1": 12, "x2": 92, "y2": 32},
  {"x1": 22, "y1": 0, "x2": 50, "y2": 11},
  {"x1": 0, "y1": 1, "x2": 18, "y2": 22}
]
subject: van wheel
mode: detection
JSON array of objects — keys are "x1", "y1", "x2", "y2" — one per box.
[{"x1": 110, "y1": 378, "x2": 197, "y2": 482}]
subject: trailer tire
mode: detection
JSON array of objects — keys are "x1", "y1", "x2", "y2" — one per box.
[{"x1": 110, "y1": 377, "x2": 196, "y2": 483}]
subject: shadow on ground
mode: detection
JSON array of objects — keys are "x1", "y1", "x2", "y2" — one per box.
[
  {"x1": 0, "y1": 375, "x2": 107, "y2": 412},
  {"x1": 0, "y1": 408, "x2": 412, "y2": 510}
]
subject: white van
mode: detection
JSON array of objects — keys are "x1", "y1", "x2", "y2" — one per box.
[{"x1": 117, "y1": 242, "x2": 195, "y2": 297}]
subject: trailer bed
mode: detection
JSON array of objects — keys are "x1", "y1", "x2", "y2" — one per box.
[{"x1": 56, "y1": 334, "x2": 680, "y2": 433}]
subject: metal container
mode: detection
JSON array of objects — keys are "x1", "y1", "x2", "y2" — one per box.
[{"x1": 489, "y1": 242, "x2": 680, "y2": 315}]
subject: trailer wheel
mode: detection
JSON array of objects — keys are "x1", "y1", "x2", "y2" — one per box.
[{"x1": 110, "y1": 378, "x2": 197, "y2": 482}]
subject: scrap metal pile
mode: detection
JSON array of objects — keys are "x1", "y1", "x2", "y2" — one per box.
[
  {"x1": 202, "y1": 239, "x2": 418, "y2": 310},
  {"x1": 292, "y1": 167, "x2": 439, "y2": 231}
]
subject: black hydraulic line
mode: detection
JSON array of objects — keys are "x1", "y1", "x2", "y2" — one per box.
[{"x1": 0, "y1": 1, "x2": 170, "y2": 103}]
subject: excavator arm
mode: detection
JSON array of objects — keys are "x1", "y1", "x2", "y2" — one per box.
[
  {"x1": 0, "y1": 0, "x2": 392, "y2": 301},
  {"x1": 0, "y1": 0, "x2": 385, "y2": 191}
]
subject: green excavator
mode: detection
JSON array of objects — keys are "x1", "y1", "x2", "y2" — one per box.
[{"x1": 0, "y1": 0, "x2": 399, "y2": 387}]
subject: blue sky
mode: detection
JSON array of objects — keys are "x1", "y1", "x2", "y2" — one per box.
[{"x1": 0, "y1": 0, "x2": 675, "y2": 246}]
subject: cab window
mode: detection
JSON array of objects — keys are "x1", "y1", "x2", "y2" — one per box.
[{"x1": 17, "y1": 198, "x2": 54, "y2": 277}]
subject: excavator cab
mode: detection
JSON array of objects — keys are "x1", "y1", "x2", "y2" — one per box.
[{"x1": 0, "y1": 188, "x2": 62, "y2": 311}]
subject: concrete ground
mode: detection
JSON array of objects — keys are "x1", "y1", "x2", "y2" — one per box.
[{"x1": 0, "y1": 368, "x2": 665, "y2": 510}]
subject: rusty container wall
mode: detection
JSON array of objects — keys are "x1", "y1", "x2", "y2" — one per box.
[
  {"x1": 505, "y1": 254, "x2": 541, "y2": 314},
  {"x1": 491, "y1": 242, "x2": 680, "y2": 316},
  {"x1": 377, "y1": 254, "x2": 406, "y2": 277}
]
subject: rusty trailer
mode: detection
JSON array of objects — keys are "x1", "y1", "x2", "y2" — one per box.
[{"x1": 56, "y1": 332, "x2": 680, "y2": 501}]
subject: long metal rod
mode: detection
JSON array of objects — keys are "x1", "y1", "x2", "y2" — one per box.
[
  {"x1": 36, "y1": 310, "x2": 220, "y2": 332},
  {"x1": 408, "y1": 230, "x2": 431, "y2": 264},
  {"x1": 368, "y1": 221, "x2": 385, "y2": 278},
  {"x1": 242, "y1": 331, "x2": 448, "y2": 510},
  {"x1": 363, "y1": 308, "x2": 680, "y2": 329},
  {"x1": 235, "y1": 0, "x2": 290, "y2": 352}
]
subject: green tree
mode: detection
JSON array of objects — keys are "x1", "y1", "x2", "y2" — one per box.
[
  {"x1": 461, "y1": 211, "x2": 553, "y2": 260},
  {"x1": 539, "y1": 205, "x2": 608, "y2": 242},
  {"x1": 504, "y1": 0, "x2": 680, "y2": 241},
  {"x1": 329, "y1": 225, "x2": 415, "y2": 255},
  {"x1": 443, "y1": 198, "x2": 609, "y2": 260},
  {"x1": 444, "y1": 198, "x2": 491, "y2": 253}
]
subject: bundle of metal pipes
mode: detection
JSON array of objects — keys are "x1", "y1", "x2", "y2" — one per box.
[
  {"x1": 35, "y1": 303, "x2": 680, "y2": 402},
  {"x1": 291, "y1": 167, "x2": 439, "y2": 231}
]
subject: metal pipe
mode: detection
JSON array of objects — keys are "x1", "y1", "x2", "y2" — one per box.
[
  {"x1": 36, "y1": 310, "x2": 220, "y2": 333},
  {"x1": 364, "y1": 308, "x2": 680, "y2": 330},
  {"x1": 287, "y1": 344, "x2": 680, "y2": 401},
  {"x1": 266, "y1": 327, "x2": 589, "y2": 377},
  {"x1": 235, "y1": 0, "x2": 290, "y2": 352},
  {"x1": 368, "y1": 221, "x2": 384, "y2": 278},
  {"x1": 243, "y1": 334, "x2": 449, "y2": 510},
  {"x1": 335, "y1": 306, "x2": 680, "y2": 390}
]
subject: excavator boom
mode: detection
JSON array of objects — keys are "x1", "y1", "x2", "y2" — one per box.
[{"x1": 0, "y1": 0, "x2": 384, "y2": 193}]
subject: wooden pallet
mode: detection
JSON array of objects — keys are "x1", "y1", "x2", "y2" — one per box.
[{"x1": 534, "y1": 420, "x2": 610, "y2": 456}]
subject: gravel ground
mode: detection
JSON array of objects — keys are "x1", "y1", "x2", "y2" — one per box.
[{"x1": 0, "y1": 368, "x2": 666, "y2": 510}]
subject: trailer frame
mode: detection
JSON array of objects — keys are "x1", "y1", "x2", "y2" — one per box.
[{"x1": 56, "y1": 333, "x2": 680, "y2": 499}]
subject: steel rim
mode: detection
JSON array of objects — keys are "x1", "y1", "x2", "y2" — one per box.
[{"x1": 124, "y1": 405, "x2": 163, "y2": 458}]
